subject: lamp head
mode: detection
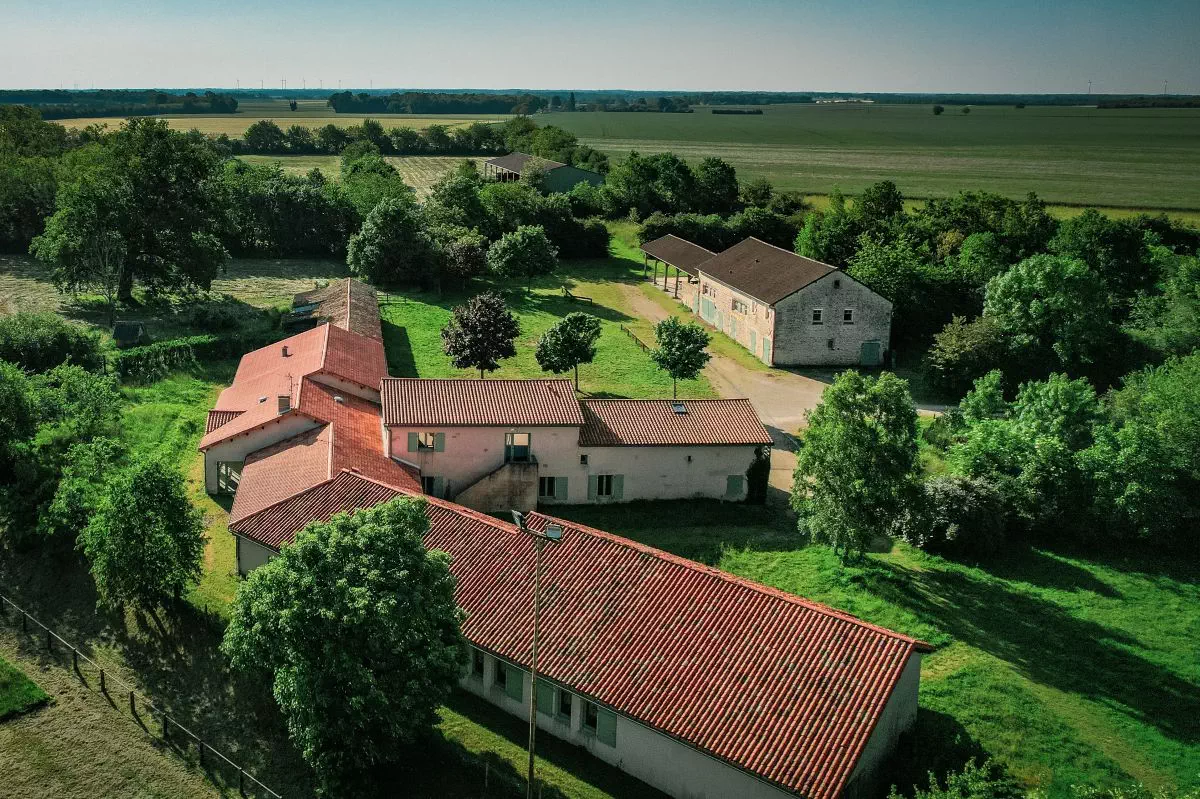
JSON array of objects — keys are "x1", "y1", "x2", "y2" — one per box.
[
  {"x1": 544, "y1": 523, "x2": 563, "y2": 542},
  {"x1": 511, "y1": 510, "x2": 525, "y2": 530}
]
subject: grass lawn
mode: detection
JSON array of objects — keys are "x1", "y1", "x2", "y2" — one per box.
[
  {"x1": 0, "y1": 654, "x2": 49, "y2": 721},
  {"x1": 237, "y1": 155, "x2": 484, "y2": 198},
  {"x1": 546, "y1": 500, "x2": 1200, "y2": 798},
  {"x1": 379, "y1": 248, "x2": 715, "y2": 399}
]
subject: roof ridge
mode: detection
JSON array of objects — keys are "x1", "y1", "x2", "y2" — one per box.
[
  {"x1": 529, "y1": 510, "x2": 933, "y2": 652},
  {"x1": 578, "y1": 397, "x2": 755, "y2": 404},
  {"x1": 382, "y1": 376, "x2": 574, "y2": 384},
  {"x1": 746, "y1": 236, "x2": 836, "y2": 269}
]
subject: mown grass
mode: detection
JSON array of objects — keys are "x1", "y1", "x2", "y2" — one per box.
[
  {"x1": 543, "y1": 104, "x2": 1200, "y2": 210},
  {"x1": 236, "y1": 155, "x2": 484, "y2": 198},
  {"x1": 0, "y1": 654, "x2": 49, "y2": 721},
  {"x1": 547, "y1": 500, "x2": 1200, "y2": 798},
  {"x1": 379, "y1": 252, "x2": 715, "y2": 398}
]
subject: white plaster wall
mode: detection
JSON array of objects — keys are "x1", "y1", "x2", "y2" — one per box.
[
  {"x1": 202, "y1": 414, "x2": 322, "y2": 493},
  {"x1": 554, "y1": 445, "x2": 759, "y2": 504},
  {"x1": 843, "y1": 653, "x2": 923, "y2": 799},
  {"x1": 460, "y1": 651, "x2": 797, "y2": 799},
  {"x1": 387, "y1": 425, "x2": 581, "y2": 498},
  {"x1": 235, "y1": 535, "x2": 277, "y2": 576},
  {"x1": 773, "y1": 274, "x2": 892, "y2": 367}
]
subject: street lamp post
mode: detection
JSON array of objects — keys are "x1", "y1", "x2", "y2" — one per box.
[{"x1": 513, "y1": 511, "x2": 563, "y2": 799}]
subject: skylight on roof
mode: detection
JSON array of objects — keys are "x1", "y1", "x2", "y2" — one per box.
[{"x1": 671, "y1": 402, "x2": 687, "y2": 414}]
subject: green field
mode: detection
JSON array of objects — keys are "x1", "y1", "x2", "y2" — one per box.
[
  {"x1": 54, "y1": 98, "x2": 508, "y2": 136},
  {"x1": 542, "y1": 104, "x2": 1200, "y2": 210},
  {"x1": 238, "y1": 154, "x2": 484, "y2": 198}
]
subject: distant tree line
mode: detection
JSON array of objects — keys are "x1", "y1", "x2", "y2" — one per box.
[
  {"x1": 327, "y1": 91, "x2": 548, "y2": 115},
  {"x1": 1097, "y1": 97, "x2": 1200, "y2": 109},
  {"x1": 0, "y1": 89, "x2": 238, "y2": 118}
]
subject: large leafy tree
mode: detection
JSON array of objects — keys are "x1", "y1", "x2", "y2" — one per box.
[
  {"x1": 79, "y1": 454, "x2": 205, "y2": 610},
  {"x1": 222, "y1": 498, "x2": 465, "y2": 795},
  {"x1": 1050, "y1": 208, "x2": 1154, "y2": 307},
  {"x1": 792, "y1": 371, "x2": 920, "y2": 562},
  {"x1": 650, "y1": 316, "x2": 711, "y2": 398},
  {"x1": 441, "y1": 291, "x2": 520, "y2": 378},
  {"x1": 692, "y1": 157, "x2": 739, "y2": 214},
  {"x1": 535, "y1": 312, "x2": 602, "y2": 390},
  {"x1": 983, "y1": 254, "x2": 1113, "y2": 373},
  {"x1": 33, "y1": 118, "x2": 227, "y2": 302},
  {"x1": 346, "y1": 196, "x2": 435, "y2": 285},
  {"x1": 486, "y1": 224, "x2": 558, "y2": 290}
]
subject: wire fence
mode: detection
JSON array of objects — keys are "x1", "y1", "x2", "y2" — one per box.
[
  {"x1": 618, "y1": 324, "x2": 653, "y2": 353},
  {"x1": 0, "y1": 591, "x2": 282, "y2": 799}
]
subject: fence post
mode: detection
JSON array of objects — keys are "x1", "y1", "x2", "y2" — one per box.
[
  {"x1": 100, "y1": 668, "x2": 106, "y2": 694},
  {"x1": 239, "y1": 768, "x2": 245, "y2": 797},
  {"x1": 46, "y1": 628, "x2": 52, "y2": 651},
  {"x1": 72, "y1": 647, "x2": 78, "y2": 672},
  {"x1": 129, "y1": 690, "x2": 136, "y2": 718},
  {"x1": 199, "y1": 739, "x2": 205, "y2": 768},
  {"x1": 22, "y1": 612, "x2": 27, "y2": 633},
  {"x1": 163, "y1": 713, "x2": 170, "y2": 742}
]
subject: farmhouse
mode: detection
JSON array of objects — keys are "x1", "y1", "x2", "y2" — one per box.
[
  {"x1": 206, "y1": 277, "x2": 928, "y2": 798},
  {"x1": 642, "y1": 236, "x2": 893, "y2": 367},
  {"x1": 229, "y1": 470, "x2": 930, "y2": 799},
  {"x1": 482, "y1": 151, "x2": 604, "y2": 193}
]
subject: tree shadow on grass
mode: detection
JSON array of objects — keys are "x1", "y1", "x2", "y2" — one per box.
[
  {"x1": 859, "y1": 556, "x2": 1200, "y2": 746},
  {"x1": 879, "y1": 708, "x2": 991, "y2": 797},
  {"x1": 382, "y1": 318, "x2": 417, "y2": 378},
  {"x1": 982, "y1": 548, "x2": 1123, "y2": 599}
]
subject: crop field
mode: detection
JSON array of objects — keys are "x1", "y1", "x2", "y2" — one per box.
[
  {"x1": 54, "y1": 98, "x2": 508, "y2": 136},
  {"x1": 238, "y1": 154, "x2": 483, "y2": 197},
  {"x1": 542, "y1": 104, "x2": 1200, "y2": 210}
]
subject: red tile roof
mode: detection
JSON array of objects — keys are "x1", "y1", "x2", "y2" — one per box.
[
  {"x1": 230, "y1": 479, "x2": 930, "y2": 799},
  {"x1": 579, "y1": 398, "x2": 773, "y2": 447},
  {"x1": 200, "y1": 323, "x2": 388, "y2": 450},
  {"x1": 381, "y1": 378, "x2": 585, "y2": 427},
  {"x1": 228, "y1": 378, "x2": 420, "y2": 524},
  {"x1": 205, "y1": 409, "x2": 242, "y2": 434}
]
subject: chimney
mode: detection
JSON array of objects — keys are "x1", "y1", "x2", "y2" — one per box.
[
  {"x1": 281, "y1": 345, "x2": 290, "y2": 357},
  {"x1": 277, "y1": 395, "x2": 291, "y2": 414}
]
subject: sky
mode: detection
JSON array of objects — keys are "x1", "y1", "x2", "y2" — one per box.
[{"x1": 2, "y1": 0, "x2": 1197, "y2": 94}]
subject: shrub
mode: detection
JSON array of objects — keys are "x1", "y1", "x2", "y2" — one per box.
[
  {"x1": 925, "y1": 315, "x2": 1005, "y2": 399},
  {"x1": 110, "y1": 331, "x2": 273, "y2": 383},
  {"x1": 900, "y1": 475, "x2": 1007, "y2": 558},
  {"x1": 0, "y1": 312, "x2": 104, "y2": 373},
  {"x1": 890, "y1": 758, "x2": 1021, "y2": 799}
]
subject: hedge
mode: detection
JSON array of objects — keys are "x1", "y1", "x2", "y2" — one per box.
[{"x1": 110, "y1": 331, "x2": 276, "y2": 383}]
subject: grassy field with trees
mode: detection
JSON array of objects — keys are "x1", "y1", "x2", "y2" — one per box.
[{"x1": 542, "y1": 104, "x2": 1200, "y2": 209}]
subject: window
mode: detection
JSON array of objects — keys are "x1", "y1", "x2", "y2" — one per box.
[
  {"x1": 828, "y1": 338, "x2": 835, "y2": 350},
  {"x1": 504, "y1": 432, "x2": 531, "y2": 463},
  {"x1": 583, "y1": 700, "x2": 599, "y2": 732},
  {"x1": 589, "y1": 474, "x2": 622, "y2": 500},
  {"x1": 495, "y1": 661, "x2": 507, "y2": 689},
  {"x1": 812, "y1": 308, "x2": 824, "y2": 325},
  {"x1": 557, "y1": 689, "x2": 573, "y2": 722},
  {"x1": 539, "y1": 476, "x2": 556, "y2": 498},
  {"x1": 833, "y1": 278, "x2": 841, "y2": 289},
  {"x1": 579, "y1": 454, "x2": 589, "y2": 465},
  {"x1": 731, "y1": 298, "x2": 749, "y2": 314},
  {"x1": 421, "y1": 476, "x2": 444, "y2": 497},
  {"x1": 471, "y1": 649, "x2": 484, "y2": 679},
  {"x1": 596, "y1": 474, "x2": 614, "y2": 497},
  {"x1": 408, "y1": 432, "x2": 444, "y2": 453},
  {"x1": 843, "y1": 308, "x2": 855, "y2": 325}
]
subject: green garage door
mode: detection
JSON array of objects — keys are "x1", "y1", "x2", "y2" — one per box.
[{"x1": 860, "y1": 341, "x2": 883, "y2": 366}]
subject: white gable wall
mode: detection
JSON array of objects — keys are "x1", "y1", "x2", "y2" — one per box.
[{"x1": 772, "y1": 273, "x2": 892, "y2": 367}]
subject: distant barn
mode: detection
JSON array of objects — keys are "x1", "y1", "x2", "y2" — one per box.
[{"x1": 483, "y1": 152, "x2": 603, "y2": 193}]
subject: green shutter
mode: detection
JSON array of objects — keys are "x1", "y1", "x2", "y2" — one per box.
[
  {"x1": 596, "y1": 708, "x2": 617, "y2": 747},
  {"x1": 434, "y1": 432, "x2": 445, "y2": 452},
  {"x1": 726, "y1": 475, "x2": 744, "y2": 498},
  {"x1": 504, "y1": 665, "x2": 524, "y2": 702},
  {"x1": 536, "y1": 679, "x2": 554, "y2": 716},
  {"x1": 588, "y1": 475, "x2": 598, "y2": 500},
  {"x1": 612, "y1": 475, "x2": 624, "y2": 500},
  {"x1": 554, "y1": 476, "x2": 568, "y2": 501},
  {"x1": 431, "y1": 477, "x2": 444, "y2": 498},
  {"x1": 407, "y1": 432, "x2": 419, "y2": 452}
]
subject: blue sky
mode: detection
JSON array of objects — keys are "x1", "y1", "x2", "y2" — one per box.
[{"x1": 2, "y1": 0, "x2": 1197, "y2": 93}]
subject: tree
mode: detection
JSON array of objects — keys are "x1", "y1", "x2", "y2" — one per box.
[
  {"x1": 983, "y1": 253, "x2": 1113, "y2": 372},
  {"x1": 36, "y1": 119, "x2": 228, "y2": 302},
  {"x1": 1050, "y1": 208, "x2": 1155, "y2": 307},
  {"x1": 693, "y1": 157, "x2": 739, "y2": 214},
  {"x1": 924, "y1": 315, "x2": 1006, "y2": 399},
  {"x1": 441, "y1": 291, "x2": 520, "y2": 378},
  {"x1": 890, "y1": 758, "x2": 1021, "y2": 799},
  {"x1": 792, "y1": 371, "x2": 920, "y2": 561},
  {"x1": 346, "y1": 196, "x2": 435, "y2": 285},
  {"x1": 79, "y1": 454, "x2": 205, "y2": 610},
  {"x1": 0, "y1": 312, "x2": 103, "y2": 373},
  {"x1": 39, "y1": 437, "x2": 124, "y2": 542},
  {"x1": 243, "y1": 120, "x2": 287, "y2": 153},
  {"x1": 739, "y1": 177, "x2": 775, "y2": 209},
  {"x1": 932, "y1": 105, "x2": 945, "y2": 115},
  {"x1": 430, "y1": 224, "x2": 487, "y2": 289},
  {"x1": 535, "y1": 312, "x2": 602, "y2": 390},
  {"x1": 567, "y1": 91, "x2": 576, "y2": 112},
  {"x1": 221, "y1": 497, "x2": 465, "y2": 794},
  {"x1": 650, "y1": 316, "x2": 711, "y2": 398},
  {"x1": 486, "y1": 224, "x2": 558, "y2": 290},
  {"x1": 856, "y1": 180, "x2": 905, "y2": 223}
]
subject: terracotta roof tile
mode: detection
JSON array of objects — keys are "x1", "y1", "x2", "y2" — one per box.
[
  {"x1": 381, "y1": 378, "x2": 585, "y2": 427},
  {"x1": 205, "y1": 409, "x2": 242, "y2": 434},
  {"x1": 292, "y1": 279, "x2": 383, "y2": 341},
  {"x1": 579, "y1": 398, "x2": 773, "y2": 447},
  {"x1": 640, "y1": 234, "x2": 716, "y2": 276},
  {"x1": 230, "y1": 481, "x2": 930, "y2": 799},
  {"x1": 484, "y1": 152, "x2": 567, "y2": 173},
  {"x1": 697, "y1": 237, "x2": 840, "y2": 305}
]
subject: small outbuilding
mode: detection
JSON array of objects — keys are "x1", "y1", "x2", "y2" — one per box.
[
  {"x1": 112, "y1": 320, "x2": 147, "y2": 348},
  {"x1": 483, "y1": 152, "x2": 604, "y2": 193}
]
